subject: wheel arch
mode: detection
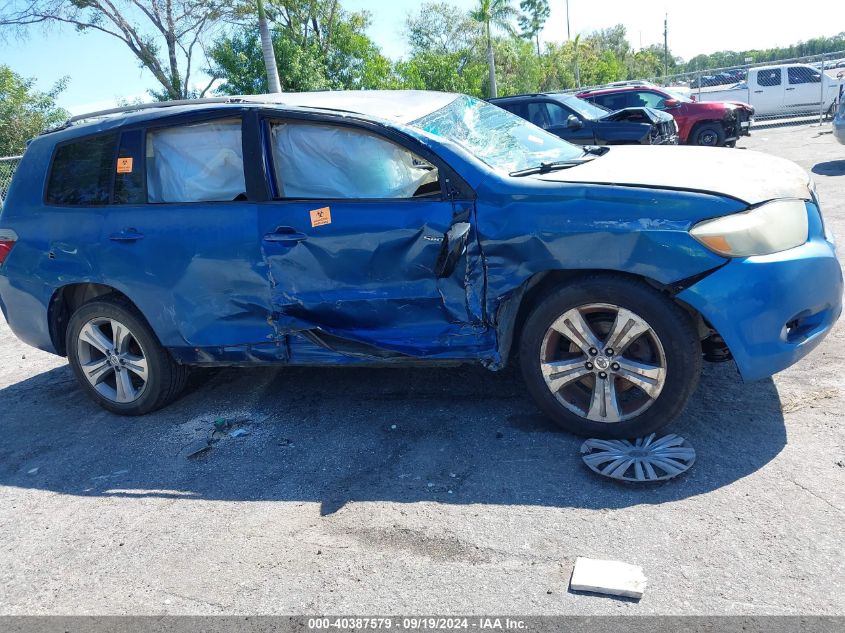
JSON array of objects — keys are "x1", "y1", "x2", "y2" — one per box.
[
  {"x1": 687, "y1": 119, "x2": 727, "y2": 144},
  {"x1": 495, "y1": 267, "x2": 725, "y2": 366},
  {"x1": 48, "y1": 283, "x2": 143, "y2": 356}
]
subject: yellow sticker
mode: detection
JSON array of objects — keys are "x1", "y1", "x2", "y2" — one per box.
[
  {"x1": 310, "y1": 206, "x2": 331, "y2": 227},
  {"x1": 116, "y1": 157, "x2": 134, "y2": 174}
]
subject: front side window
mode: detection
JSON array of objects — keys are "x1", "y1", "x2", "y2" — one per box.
[
  {"x1": 146, "y1": 119, "x2": 246, "y2": 203},
  {"x1": 788, "y1": 66, "x2": 821, "y2": 84},
  {"x1": 544, "y1": 102, "x2": 572, "y2": 127},
  {"x1": 633, "y1": 91, "x2": 666, "y2": 109},
  {"x1": 412, "y1": 95, "x2": 583, "y2": 173},
  {"x1": 757, "y1": 69, "x2": 782, "y2": 87},
  {"x1": 270, "y1": 122, "x2": 440, "y2": 199},
  {"x1": 46, "y1": 134, "x2": 117, "y2": 206},
  {"x1": 589, "y1": 93, "x2": 631, "y2": 112}
]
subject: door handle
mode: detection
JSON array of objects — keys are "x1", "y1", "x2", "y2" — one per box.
[
  {"x1": 786, "y1": 87, "x2": 795, "y2": 91},
  {"x1": 263, "y1": 227, "x2": 308, "y2": 245},
  {"x1": 109, "y1": 230, "x2": 144, "y2": 242},
  {"x1": 753, "y1": 90, "x2": 764, "y2": 93}
]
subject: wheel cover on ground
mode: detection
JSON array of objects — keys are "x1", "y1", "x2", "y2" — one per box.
[
  {"x1": 539, "y1": 303, "x2": 667, "y2": 424},
  {"x1": 76, "y1": 317, "x2": 149, "y2": 404}
]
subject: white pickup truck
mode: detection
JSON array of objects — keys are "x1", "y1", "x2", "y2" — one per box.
[{"x1": 694, "y1": 64, "x2": 844, "y2": 118}]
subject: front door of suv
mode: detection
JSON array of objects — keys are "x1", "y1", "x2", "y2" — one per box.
[
  {"x1": 98, "y1": 114, "x2": 274, "y2": 353},
  {"x1": 255, "y1": 115, "x2": 487, "y2": 360}
]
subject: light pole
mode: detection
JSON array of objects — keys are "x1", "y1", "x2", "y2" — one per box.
[{"x1": 566, "y1": 0, "x2": 571, "y2": 40}]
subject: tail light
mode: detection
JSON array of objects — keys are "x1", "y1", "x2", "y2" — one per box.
[{"x1": 0, "y1": 229, "x2": 18, "y2": 266}]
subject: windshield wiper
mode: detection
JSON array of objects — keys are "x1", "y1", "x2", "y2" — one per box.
[{"x1": 509, "y1": 157, "x2": 595, "y2": 177}]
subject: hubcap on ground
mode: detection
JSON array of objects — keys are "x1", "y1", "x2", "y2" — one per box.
[
  {"x1": 77, "y1": 317, "x2": 148, "y2": 404},
  {"x1": 539, "y1": 303, "x2": 667, "y2": 424}
]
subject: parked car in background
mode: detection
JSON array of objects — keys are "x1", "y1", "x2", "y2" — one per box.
[
  {"x1": 489, "y1": 93, "x2": 678, "y2": 145},
  {"x1": 696, "y1": 64, "x2": 844, "y2": 117},
  {"x1": 834, "y1": 100, "x2": 845, "y2": 144},
  {"x1": 0, "y1": 91, "x2": 839, "y2": 439},
  {"x1": 578, "y1": 85, "x2": 754, "y2": 147}
]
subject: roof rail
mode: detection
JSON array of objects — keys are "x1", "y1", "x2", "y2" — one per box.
[{"x1": 65, "y1": 96, "x2": 258, "y2": 124}]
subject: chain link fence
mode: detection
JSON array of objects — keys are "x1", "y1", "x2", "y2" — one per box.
[
  {"x1": 573, "y1": 50, "x2": 845, "y2": 129},
  {"x1": 0, "y1": 156, "x2": 22, "y2": 210}
]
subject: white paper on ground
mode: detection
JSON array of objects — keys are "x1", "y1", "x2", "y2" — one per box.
[{"x1": 569, "y1": 556, "x2": 648, "y2": 599}]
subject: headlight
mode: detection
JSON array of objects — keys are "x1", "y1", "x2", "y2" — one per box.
[{"x1": 690, "y1": 199, "x2": 809, "y2": 257}]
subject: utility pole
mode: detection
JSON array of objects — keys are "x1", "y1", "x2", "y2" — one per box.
[
  {"x1": 663, "y1": 13, "x2": 669, "y2": 81},
  {"x1": 257, "y1": 0, "x2": 282, "y2": 93},
  {"x1": 566, "y1": 0, "x2": 571, "y2": 40}
]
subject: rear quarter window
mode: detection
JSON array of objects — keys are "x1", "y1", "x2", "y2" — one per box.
[{"x1": 45, "y1": 134, "x2": 118, "y2": 206}]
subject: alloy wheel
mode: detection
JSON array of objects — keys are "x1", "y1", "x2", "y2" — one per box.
[
  {"x1": 539, "y1": 303, "x2": 667, "y2": 424},
  {"x1": 76, "y1": 317, "x2": 149, "y2": 404}
]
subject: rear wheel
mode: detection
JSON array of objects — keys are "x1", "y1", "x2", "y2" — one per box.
[
  {"x1": 692, "y1": 123, "x2": 725, "y2": 147},
  {"x1": 519, "y1": 276, "x2": 702, "y2": 438},
  {"x1": 66, "y1": 296, "x2": 189, "y2": 415}
]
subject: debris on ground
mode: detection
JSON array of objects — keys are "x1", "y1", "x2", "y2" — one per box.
[
  {"x1": 228, "y1": 428, "x2": 250, "y2": 438},
  {"x1": 184, "y1": 439, "x2": 212, "y2": 459},
  {"x1": 580, "y1": 434, "x2": 696, "y2": 482},
  {"x1": 26, "y1": 467, "x2": 39, "y2": 475},
  {"x1": 569, "y1": 557, "x2": 648, "y2": 599}
]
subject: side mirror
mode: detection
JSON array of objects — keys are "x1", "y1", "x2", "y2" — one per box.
[
  {"x1": 435, "y1": 222, "x2": 471, "y2": 278},
  {"x1": 690, "y1": 95, "x2": 697, "y2": 102},
  {"x1": 566, "y1": 114, "x2": 584, "y2": 129},
  {"x1": 663, "y1": 98, "x2": 681, "y2": 108}
]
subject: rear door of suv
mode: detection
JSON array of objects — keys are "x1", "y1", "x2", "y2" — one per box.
[{"x1": 94, "y1": 112, "x2": 274, "y2": 353}]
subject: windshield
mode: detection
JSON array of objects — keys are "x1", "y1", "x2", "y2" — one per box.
[
  {"x1": 561, "y1": 96, "x2": 610, "y2": 119},
  {"x1": 411, "y1": 95, "x2": 584, "y2": 173}
]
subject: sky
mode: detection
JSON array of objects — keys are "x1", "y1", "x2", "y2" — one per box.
[{"x1": 1, "y1": 0, "x2": 844, "y2": 114}]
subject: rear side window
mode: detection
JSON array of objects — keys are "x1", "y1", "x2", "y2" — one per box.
[
  {"x1": 146, "y1": 119, "x2": 246, "y2": 203},
  {"x1": 46, "y1": 134, "x2": 117, "y2": 206},
  {"x1": 757, "y1": 69, "x2": 782, "y2": 87}
]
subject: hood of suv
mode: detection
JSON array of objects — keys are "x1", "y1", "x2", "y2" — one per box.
[{"x1": 536, "y1": 145, "x2": 810, "y2": 205}]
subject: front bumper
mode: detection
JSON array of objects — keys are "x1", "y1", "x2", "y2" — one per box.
[{"x1": 677, "y1": 203, "x2": 842, "y2": 381}]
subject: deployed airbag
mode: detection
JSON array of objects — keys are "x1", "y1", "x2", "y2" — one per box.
[
  {"x1": 271, "y1": 123, "x2": 437, "y2": 199},
  {"x1": 146, "y1": 119, "x2": 246, "y2": 203}
]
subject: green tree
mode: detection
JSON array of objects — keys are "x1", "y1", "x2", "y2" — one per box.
[
  {"x1": 470, "y1": 0, "x2": 518, "y2": 98},
  {"x1": 0, "y1": 66, "x2": 68, "y2": 156},
  {"x1": 406, "y1": 2, "x2": 478, "y2": 55},
  {"x1": 518, "y1": 0, "x2": 550, "y2": 57}
]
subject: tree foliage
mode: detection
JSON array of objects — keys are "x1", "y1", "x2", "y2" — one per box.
[
  {"x1": 0, "y1": 65, "x2": 68, "y2": 156},
  {"x1": 518, "y1": 0, "x2": 549, "y2": 57}
]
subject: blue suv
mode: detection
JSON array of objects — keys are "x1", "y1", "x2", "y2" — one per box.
[{"x1": 0, "y1": 91, "x2": 841, "y2": 438}]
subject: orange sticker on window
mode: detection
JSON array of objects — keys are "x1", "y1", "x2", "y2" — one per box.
[
  {"x1": 310, "y1": 207, "x2": 331, "y2": 227},
  {"x1": 116, "y1": 157, "x2": 134, "y2": 174}
]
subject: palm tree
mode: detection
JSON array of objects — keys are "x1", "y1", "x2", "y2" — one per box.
[
  {"x1": 471, "y1": 0, "x2": 517, "y2": 98},
  {"x1": 257, "y1": 0, "x2": 282, "y2": 93}
]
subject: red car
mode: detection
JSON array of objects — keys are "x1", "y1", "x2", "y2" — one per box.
[{"x1": 577, "y1": 85, "x2": 754, "y2": 147}]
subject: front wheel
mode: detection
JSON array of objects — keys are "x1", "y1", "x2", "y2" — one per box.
[
  {"x1": 519, "y1": 276, "x2": 702, "y2": 438},
  {"x1": 66, "y1": 296, "x2": 189, "y2": 415},
  {"x1": 692, "y1": 123, "x2": 725, "y2": 147}
]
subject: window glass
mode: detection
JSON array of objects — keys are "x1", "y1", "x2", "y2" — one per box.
[
  {"x1": 632, "y1": 91, "x2": 666, "y2": 109},
  {"x1": 545, "y1": 102, "x2": 572, "y2": 127},
  {"x1": 270, "y1": 123, "x2": 440, "y2": 199},
  {"x1": 757, "y1": 69, "x2": 782, "y2": 87},
  {"x1": 46, "y1": 134, "x2": 117, "y2": 206},
  {"x1": 146, "y1": 119, "x2": 245, "y2": 203},
  {"x1": 788, "y1": 66, "x2": 821, "y2": 84},
  {"x1": 114, "y1": 129, "x2": 145, "y2": 205},
  {"x1": 590, "y1": 93, "x2": 630, "y2": 112},
  {"x1": 411, "y1": 95, "x2": 583, "y2": 173},
  {"x1": 559, "y1": 97, "x2": 608, "y2": 118},
  {"x1": 526, "y1": 102, "x2": 550, "y2": 128}
]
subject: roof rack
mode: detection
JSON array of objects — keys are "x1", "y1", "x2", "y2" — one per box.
[{"x1": 65, "y1": 96, "x2": 263, "y2": 124}]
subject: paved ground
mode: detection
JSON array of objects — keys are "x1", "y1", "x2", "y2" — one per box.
[{"x1": 0, "y1": 125, "x2": 843, "y2": 616}]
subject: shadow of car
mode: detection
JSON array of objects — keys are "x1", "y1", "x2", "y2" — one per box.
[{"x1": 0, "y1": 361, "x2": 786, "y2": 516}]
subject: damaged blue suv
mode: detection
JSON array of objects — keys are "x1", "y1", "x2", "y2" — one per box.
[{"x1": 0, "y1": 91, "x2": 841, "y2": 438}]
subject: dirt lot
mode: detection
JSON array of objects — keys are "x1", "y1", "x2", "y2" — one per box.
[{"x1": 0, "y1": 124, "x2": 843, "y2": 616}]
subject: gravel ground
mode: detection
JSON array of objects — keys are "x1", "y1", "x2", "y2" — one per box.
[{"x1": 0, "y1": 124, "x2": 843, "y2": 616}]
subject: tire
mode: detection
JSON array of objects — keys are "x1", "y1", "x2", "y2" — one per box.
[
  {"x1": 692, "y1": 123, "x2": 725, "y2": 147},
  {"x1": 66, "y1": 295, "x2": 189, "y2": 415},
  {"x1": 518, "y1": 275, "x2": 701, "y2": 439}
]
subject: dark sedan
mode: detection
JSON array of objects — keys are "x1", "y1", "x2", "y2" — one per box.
[{"x1": 489, "y1": 93, "x2": 678, "y2": 146}]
